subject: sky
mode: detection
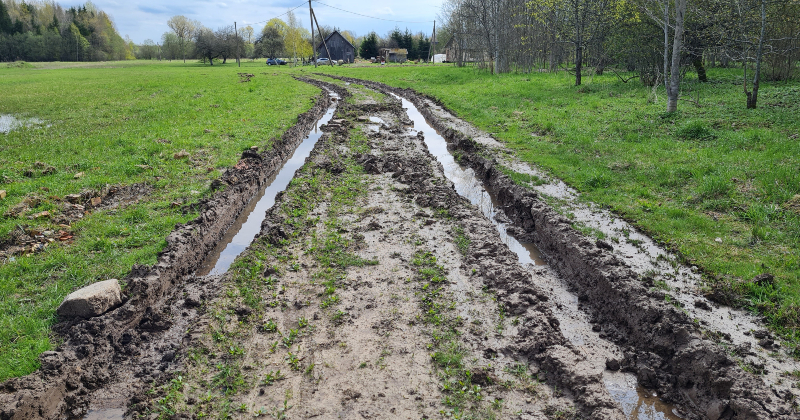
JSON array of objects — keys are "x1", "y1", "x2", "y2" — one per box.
[{"x1": 74, "y1": 0, "x2": 444, "y2": 44}]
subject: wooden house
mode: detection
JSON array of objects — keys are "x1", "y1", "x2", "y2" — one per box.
[{"x1": 315, "y1": 30, "x2": 356, "y2": 63}]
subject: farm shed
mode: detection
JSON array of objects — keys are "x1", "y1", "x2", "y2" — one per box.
[
  {"x1": 315, "y1": 30, "x2": 356, "y2": 63},
  {"x1": 379, "y1": 48, "x2": 408, "y2": 63}
]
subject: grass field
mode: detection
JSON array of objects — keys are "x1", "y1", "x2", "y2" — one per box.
[
  {"x1": 1, "y1": 59, "x2": 798, "y2": 381},
  {"x1": 0, "y1": 60, "x2": 319, "y2": 380},
  {"x1": 313, "y1": 63, "x2": 800, "y2": 348}
]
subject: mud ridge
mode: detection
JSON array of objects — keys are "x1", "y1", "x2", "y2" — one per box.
[
  {"x1": 0, "y1": 91, "x2": 334, "y2": 420},
  {"x1": 327, "y1": 75, "x2": 796, "y2": 419}
]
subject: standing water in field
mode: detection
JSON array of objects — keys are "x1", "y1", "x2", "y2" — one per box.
[
  {"x1": 196, "y1": 91, "x2": 339, "y2": 275},
  {"x1": 0, "y1": 114, "x2": 47, "y2": 134},
  {"x1": 391, "y1": 92, "x2": 682, "y2": 419}
]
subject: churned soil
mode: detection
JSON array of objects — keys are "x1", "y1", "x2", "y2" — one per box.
[{"x1": 0, "y1": 75, "x2": 797, "y2": 420}]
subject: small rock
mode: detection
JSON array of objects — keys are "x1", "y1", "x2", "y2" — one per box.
[
  {"x1": 0, "y1": 190, "x2": 6, "y2": 199},
  {"x1": 65, "y1": 194, "x2": 82, "y2": 203},
  {"x1": 74, "y1": 172, "x2": 85, "y2": 179},
  {"x1": 174, "y1": 150, "x2": 190, "y2": 159},
  {"x1": 714, "y1": 237, "x2": 722, "y2": 243},
  {"x1": 250, "y1": 146, "x2": 258, "y2": 151},
  {"x1": 90, "y1": 197, "x2": 102, "y2": 207},
  {"x1": 56, "y1": 279, "x2": 122, "y2": 319}
]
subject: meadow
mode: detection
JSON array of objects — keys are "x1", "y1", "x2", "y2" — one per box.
[
  {"x1": 1, "y1": 59, "x2": 798, "y2": 381},
  {"x1": 0, "y1": 60, "x2": 318, "y2": 380}
]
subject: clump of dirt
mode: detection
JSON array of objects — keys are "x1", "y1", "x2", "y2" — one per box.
[
  {"x1": 238, "y1": 73, "x2": 255, "y2": 82},
  {"x1": 0, "y1": 183, "x2": 153, "y2": 260},
  {"x1": 784, "y1": 194, "x2": 800, "y2": 214}
]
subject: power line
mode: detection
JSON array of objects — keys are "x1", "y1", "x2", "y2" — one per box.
[
  {"x1": 311, "y1": 0, "x2": 434, "y2": 24},
  {"x1": 245, "y1": 2, "x2": 308, "y2": 26}
]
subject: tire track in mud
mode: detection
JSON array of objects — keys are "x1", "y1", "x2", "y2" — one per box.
[
  {"x1": 324, "y1": 75, "x2": 796, "y2": 419},
  {"x1": 0, "y1": 89, "x2": 336, "y2": 420},
  {"x1": 130, "y1": 77, "x2": 625, "y2": 419}
]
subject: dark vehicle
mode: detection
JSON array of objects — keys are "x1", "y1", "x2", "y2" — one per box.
[
  {"x1": 276, "y1": 59, "x2": 287, "y2": 65},
  {"x1": 266, "y1": 58, "x2": 279, "y2": 65}
]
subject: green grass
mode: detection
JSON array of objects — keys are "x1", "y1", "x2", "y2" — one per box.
[
  {"x1": 0, "y1": 60, "x2": 319, "y2": 380},
  {"x1": 310, "y1": 64, "x2": 800, "y2": 347}
]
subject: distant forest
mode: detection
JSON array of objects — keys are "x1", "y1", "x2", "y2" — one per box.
[{"x1": 0, "y1": 0, "x2": 132, "y2": 62}]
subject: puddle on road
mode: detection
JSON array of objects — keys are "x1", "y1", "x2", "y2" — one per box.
[
  {"x1": 389, "y1": 93, "x2": 546, "y2": 266},
  {"x1": 0, "y1": 114, "x2": 47, "y2": 134},
  {"x1": 196, "y1": 91, "x2": 340, "y2": 276},
  {"x1": 392, "y1": 92, "x2": 681, "y2": 419},
  {"x1": 81, "y1": 408, "x2": 124, "y2": 420}
]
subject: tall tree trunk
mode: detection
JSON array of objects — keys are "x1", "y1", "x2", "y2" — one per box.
[
  {"x1": 575, "y1": 43, "x2": 582, "y2": 85},
  {"x1": 692, "y1": 53, "x2": 707, "y2": 82},
  {"x1": 663, "y1": 1, "x2": 669, "y2": 95},
  {"x1": 666, "y1": 0, "x2": 686, "y2": 112},
  {"x1": 746, "y1": 0, "x2": 766, "y2": 109}
]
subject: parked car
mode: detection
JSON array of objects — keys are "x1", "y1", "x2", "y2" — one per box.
[
  {"x1": 266, "y1": 58, "x2": 282, "y2": 66},
  {"x1": 316, "y1": 57, "x2": 330, "y2": 65},
  {"x1": 277, "y1": 59, "x2": 287, "y2": 65}
]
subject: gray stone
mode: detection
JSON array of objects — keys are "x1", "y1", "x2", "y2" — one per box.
[{"x1": 57, "y1": 279, "x2": 122, "y2": 319}]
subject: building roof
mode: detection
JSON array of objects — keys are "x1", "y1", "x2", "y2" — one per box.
[
  {"x1": 315, "y1": 30, "x2": 355, "y2": 51},
  {"x1": 380, "y1": 48, "x2": 408, "y2": 55}
]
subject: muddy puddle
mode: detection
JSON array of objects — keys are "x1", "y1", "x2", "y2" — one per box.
[
  {"x1": 0, "y1": 114, "x2": 47, "y2": 134},
  {"x1": 195, "y1": 91, "x2": 340, "y2": 276},
  {"x1": 388, "y1": 93, "x2": 546, "y2": 267},
  {"x1": 392, "y1": 92, "x2": 682, "y2": 419}
]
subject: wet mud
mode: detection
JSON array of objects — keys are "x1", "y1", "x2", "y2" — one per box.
[
  {"x1": 2, "y1": 75, "x2": 797, "y2": 420},
  {"x1": 328, "y1": 75, "x2": 795, "y2": 419}
]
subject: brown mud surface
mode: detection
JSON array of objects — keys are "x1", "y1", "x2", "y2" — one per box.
[
  {"x1": 1, "y1": 76, "x2": 797, "y2": 420},
  {"x1": 324, "y1": 75, "x2": 795, "y2": 419}
]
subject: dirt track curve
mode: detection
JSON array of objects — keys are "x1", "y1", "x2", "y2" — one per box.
[{"x1": 0, "y1": 76, "x2": 796, "y2": 420}]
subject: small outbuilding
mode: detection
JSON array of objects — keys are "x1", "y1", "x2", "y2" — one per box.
[
  {"x1": 379, "y1": 48, "x2": 408, "y2": 63},
  {"x1": 316, "y1": 30, "x2": 356, "y2": 63}
]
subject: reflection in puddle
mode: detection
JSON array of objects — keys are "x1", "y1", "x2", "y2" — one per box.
[
  {"x1": 196, "y1": 91, "x2": 340, "y2": 276},
  {"x1": 0, "y1": 114, "x2": 47, "y2": 134},
  {"x1": 606, "y1": 373, "x2": 683, "y2": 420},
  {"x1": 389, "y1": 93, "x2": 545, "y2": 266},
  {"x1": 391, "y1": 92, "x2": 681, "y2": 419},
  {"x1": 82, "y1": 408, "x2": 124, "y2": 420}
]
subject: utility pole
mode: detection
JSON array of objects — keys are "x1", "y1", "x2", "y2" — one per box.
[
  {"x1": 235, "y1": 21, "x2": 241, "y2": 67},
  {"x1": 310, "y1": 0, "x2": 316, "y2": 67},
  {"x1": 311, "y1": 9, "x2": 334, "y2": 66},
  {"x1": 428, "y1": 20, "x2": 435, "y2": 63}
]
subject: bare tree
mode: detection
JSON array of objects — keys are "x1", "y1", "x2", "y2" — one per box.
[{"x1": 167, "y1": 15, "x2": 197, "y2": 63}]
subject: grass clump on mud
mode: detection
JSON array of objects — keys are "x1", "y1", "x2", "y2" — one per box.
[
  {"x1": 0, "y1": 61, "x2": 319, "y2": 380},
  {"x1": 314, "y1": 64, "x2": 800, "y2": 349}
]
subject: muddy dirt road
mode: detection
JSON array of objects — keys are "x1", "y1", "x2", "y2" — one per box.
[{"x1": 1, "y1": 77, "x2": 797, "y2": 420}]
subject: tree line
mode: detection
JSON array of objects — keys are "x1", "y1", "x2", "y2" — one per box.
[
  {"x1": 440, "y1": 0, "x2": 800, "y2": 109},
  {"x1": 0, "y1": 0, "x2": 132, "y2": 62},
  {"x1": 133, "y1": 11, "x2": 435, "y2": 65}
]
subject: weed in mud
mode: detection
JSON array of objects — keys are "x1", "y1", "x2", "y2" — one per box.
[
  {"x1": 261, "y1": 370, "x2": 286, "y2": 386},
  {"x1": 285, "y1": 352, "x2": 301, "y2": 371},
  {"x1": 262, "y1": 319, "x2": 279, "y2": 334},
  {"x1": 453, "y1": 225, "x2": 471, "y2": 255}
]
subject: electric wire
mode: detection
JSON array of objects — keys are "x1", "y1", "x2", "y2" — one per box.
[
  {"x1": 244, "y1": 1, "x2": 308, "y2": 26},
  {"x1": 311, "y1": 0, "x2": 434, "y2": 23}
]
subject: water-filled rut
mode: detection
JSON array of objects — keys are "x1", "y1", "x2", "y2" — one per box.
[{"x1": 390, "y1": 92, "x2": 680, "y2": 419}]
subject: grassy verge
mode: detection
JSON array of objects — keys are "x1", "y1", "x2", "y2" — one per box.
[
  {"x1": 0, "y1": 60, "x2": 319, "y2": 380},
  {"x1": 309, "y1": 64, "x2": 800, "y2": 347}
]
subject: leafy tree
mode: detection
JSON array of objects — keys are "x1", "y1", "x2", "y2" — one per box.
[
  {"x1": 167, "y1": 15, "x2": 197, "y2": 63},
  {"x1": 359, "y1": 31, "x2": 379, "y2": 59},
  {"x1": 256, "y1": 25, "x2": 284, "y2": 59},
  {"x1": 0, "y1": 1, "x2": 13, "y2": 35}
]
